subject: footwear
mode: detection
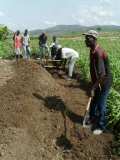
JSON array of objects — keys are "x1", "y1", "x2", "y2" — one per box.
[
  {"x1": 66, "y1": 77, "x2": 72, "y2": 81},
  {"x1": 93, "y1": 129, "x2": 103, "y2": 135},
  {"x1": 67, "y1": 78, "x2": 72, "y2": 81}
]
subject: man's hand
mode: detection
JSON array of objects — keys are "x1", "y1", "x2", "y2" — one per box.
[
  {"x1": 87, "y1": 87, "x2": 95, "y2": 97},
  {"x1": 90, "y1": 88, "x2": 95, "y2": 97}
]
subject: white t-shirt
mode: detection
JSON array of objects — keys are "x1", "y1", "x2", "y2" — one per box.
[
  {"x1": 62, "y1": 48, "x2": 79, "y2": 59},
  {"x1": 23, "y1": 35, "x2": 30, "y2": 46},
  {"x1": 50, "y1": 42, "x2": 57, "y2": 48},
  {"x1": 50, "y1": 41, "x2": 59, "y2": 48}
]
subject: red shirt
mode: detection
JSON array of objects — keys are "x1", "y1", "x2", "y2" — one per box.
[
  {"x1": 15, "y1": 35, "x2": 22, "y2": 49},
  {"x1": 90, "y1": 44, "x2": 112, "y2": 88}
]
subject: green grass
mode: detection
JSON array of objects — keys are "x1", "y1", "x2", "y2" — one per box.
[{"x1": 0, "y1": 39, "x2": 14, "y2": 59}]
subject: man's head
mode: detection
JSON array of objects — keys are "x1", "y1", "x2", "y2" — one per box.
[
  {"x1": 16, "y1": 30, "x2": 20, "y2": 36},
  {"x1": 56, "y1": 45, "x2": 62, "y2": 56},
  {"x1": 41, "y1": 32, "x2": 45, "y2": 36},
  {"x1": 83, "y1": 30, "x2": 98, "y2": 48},
  {"x1": 24, "y1": 29, "x2": 28, "y2": 36},
  {"x1": 25, "y1": 29, "x2": 28, "y2": 33},
  {"x1": 53, "y1": 36, "x2": 56, "y2": 42}
]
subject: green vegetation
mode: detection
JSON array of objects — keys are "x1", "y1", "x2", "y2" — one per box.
[
  {"x1": 0, "y1": 25, "x2": 13, "y2": 59},
  {"x1": 0, "y1": 39, "x2": 13, "y2": 59},
  {"x1": 0, "y1": 26, "x2": 9, "y2": 40}
]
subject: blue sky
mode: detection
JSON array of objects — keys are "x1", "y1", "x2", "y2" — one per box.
[{"x1": 0, "y1": 0, "x2": 120, "y2": 31}]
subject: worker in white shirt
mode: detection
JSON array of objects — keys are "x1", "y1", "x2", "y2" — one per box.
[
  {"x1": 50, "y1": 36, "x2": 59, "y2": 59},
  {"x1": 22, "y1": 29, "x2": 31, "y2": 59},
  {"x1": 57, "y1": 45, "x2": 79, "y2": 80}
]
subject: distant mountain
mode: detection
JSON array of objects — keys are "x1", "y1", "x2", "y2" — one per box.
[
  {"x1": 30, "y1": 25, "x2": 120, "y2": 36},
  {"x1": 30, "y1": 25, "x2": 86, "y2": 36},
  {"x1": 29, "y1": 29, "x2": 43, "y2": 36}
]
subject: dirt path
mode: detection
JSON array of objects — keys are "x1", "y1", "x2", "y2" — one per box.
[
  {"x1": 0, "y1": 60, "x2": 14, "y2": 87},
  {"x1": 48, "y1": 69, "x2": 116, "y2": 160},
  {"x1": 0, "y1": 60, "x2": 118, "y2": 160}
]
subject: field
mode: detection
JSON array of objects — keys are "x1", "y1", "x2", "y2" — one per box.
[
  {"x1": 60, "y1": 36, "x2": 120, "y2": 156},
  {"x1": 1, "y1": 35, "x2": 120, "y2": 125},
  {"x1": 0, "y1": 33, "x2": 120, "y2": 157},
  {"x1": 60, "y1": 36, "x2": 120, "y2": 125}
]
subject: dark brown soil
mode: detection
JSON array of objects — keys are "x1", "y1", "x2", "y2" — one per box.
[{"x1": 0, "y1": 60, "x2": 119, "y2": 160}]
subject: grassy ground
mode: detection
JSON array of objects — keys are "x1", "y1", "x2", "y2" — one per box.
[{"x1": 0, "y1": 39, "x2": 13, "y2": 59}]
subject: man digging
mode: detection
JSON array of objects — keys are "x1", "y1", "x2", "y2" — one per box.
[{"x1": 83, "y1": 30, "x2": 112, "y2": 135}]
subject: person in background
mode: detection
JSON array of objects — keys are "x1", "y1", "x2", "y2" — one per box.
[
  {"x1": 38, "y1": 32, "x2": 50, "y2": 59},
  {"x1": 50, "y1": 36, "x2": 59, "y2": 59},
  {"x1": 83, "y1": 30, "x2": 112, "y2": 135},
  {"x1": 57, "y1": 46, "x2": 79, "y2": 80},
  {"x1": 22, "y1": 29, "x2": 31, "y2": 60},
  {"x1": 14, "y1": 30, "x2": 22, "y2": 63}
]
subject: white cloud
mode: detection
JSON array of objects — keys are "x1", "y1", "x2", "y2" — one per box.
[
  {"x1": 98, "y1": 10, "x2": 113, "y2": 17},
  {"x1": 99, "y1": 0, "x2": 113, "y2": 8},
  {"x1": 100, "y1": 0, "x2": 111, "y2": 3},
  {"x1": 99, "y1": 0, "x2": 113, "y2": 6},
  {"x1": 0, "y1": 11, "x2": 5, "y2": 17},
  {"x1": 44, "y1": 20, "x2": 57, "y2": 26},
  {"x1": 72, "y1": 3, "x2": 119, "y2": 26},
  {"x1": 5, "y1": 22, "x2": 17, "y2": 31},
  {"x1": 6, "y1": 21, "x2": 28, "y2": 31},
  {"x1": 108, "y1": 21, "x2": 120, "y2": 25}
]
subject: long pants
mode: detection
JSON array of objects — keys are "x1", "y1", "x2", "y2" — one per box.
[
  {"x1": 68, "y1": 57, "x2": 77, "y2": 77},
  {"x1": 89, "y1": 87, "x2": 110, "y2": 130},
  {"x1": 39, "y1": 44, "x2": 50, "y2": 59},
  {"x1": 23, "y1": 45, "x2": 31, "y2": 59}
]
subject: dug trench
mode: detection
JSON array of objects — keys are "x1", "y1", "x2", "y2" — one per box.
[{"x1": 0, "y1": 60, "x2": 118, "y2": 160}]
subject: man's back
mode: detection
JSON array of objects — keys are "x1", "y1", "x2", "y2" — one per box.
[
  {"x1": 23, "y1": 35, "x2": 30, "y2": 46},
  {"x1": 39, "y1": 33, "x2": 47, "y2": 45},
  {"x1": 62, "y1": 48, "x2": 79, "y2": 59}
]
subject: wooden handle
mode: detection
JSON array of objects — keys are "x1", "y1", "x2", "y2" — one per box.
[{"x1": 86, "y1": 97, "x2": 92, "y2": 111}]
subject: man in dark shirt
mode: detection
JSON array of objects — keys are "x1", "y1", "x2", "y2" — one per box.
[
  {"x1": 83, "y1": 30, "x2": 112, "y2": 135},
  {"x1": 39, "y1": 32, "x2": 47, "y2": 46},
  {"x1": 38, "y1": 32, "x2": 49, "y2": 59}
]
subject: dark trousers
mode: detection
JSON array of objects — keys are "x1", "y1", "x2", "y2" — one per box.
[{"x1": 90, "y1": 87, "x2": 110, "y2": 130}]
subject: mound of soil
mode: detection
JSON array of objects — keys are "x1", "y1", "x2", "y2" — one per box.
[{"x1": 0, "y1": 60, "x2": 118, "y2": 160}]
